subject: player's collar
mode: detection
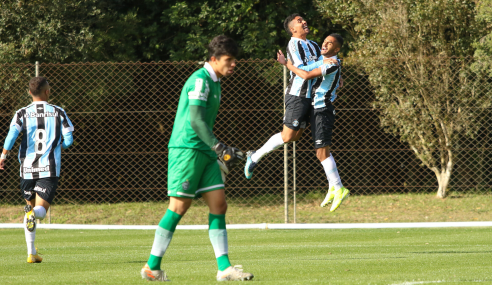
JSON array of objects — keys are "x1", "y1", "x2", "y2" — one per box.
[
  {"x1": 204, "y1": 62, "x2": 220, "y2": 82},
  {"x1": 291, "y1": 37, "x2": 309, "y2": 43},
  {"x1": 29, "y1": 101, "x2": 49, "y2": 105}
]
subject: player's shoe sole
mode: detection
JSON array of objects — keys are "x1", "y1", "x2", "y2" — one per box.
[
  {"x1": 140, "y1": 264, "x2": 170, "y2": 281},
  {"x1": 244, "y1": 151, "x2": 257, "y2": 179},
  {"x1": 27, "y1": 254, "x2": 42, "y2": 263},
  {"x1": 24, "y1": 205, "x2": 36, "y2": 232},
  {"x1": 217, "y1": 265, "x2": 254, "y2": 281},
  {"x1": 320, "y1": 186, "x2": 335, "y2": 207},
  {"x1": 330, "y1": 187, "x2": 350, "y2": 212}
]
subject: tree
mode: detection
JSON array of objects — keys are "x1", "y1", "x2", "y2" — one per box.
[
  {"x1": 316, "y1": 0, "x2": 491, "y2": 197},
  {"x1": 0, "y1": 0, "x2": 341, "y2": 63},
  {"x1": 0, "y1": 0, "x2": 103, "y2": 63}
]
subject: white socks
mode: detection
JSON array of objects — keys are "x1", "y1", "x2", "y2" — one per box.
[
  {"x1": 321, "y1": 154, "x2": 343, "y2": 191},
  {"x1": 24, "y1": 215, "x2": 36, "y2": 255},
  {"x1": 33, "y1": 206, "x2": 46, "y2": 220},
  {"x1": 251, "y1": 133, "x2": 285, "y2": 162}
]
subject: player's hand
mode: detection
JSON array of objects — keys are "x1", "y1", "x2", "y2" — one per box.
[
  {"x1": 0, "y1": 159, "x2": 5, "y2": 170},
  {"x1": 339, "y1": 76, "x2": 343, "y2": 89},
  {"x1": 277, "y1": 50, "x2": 287, "y2": 65},
  {"x1": 212, "y1": 142, "x2": 244, "y2": 169},
  {"x1": 323, "y1": 58, "x2": 339, "y2": 65}
]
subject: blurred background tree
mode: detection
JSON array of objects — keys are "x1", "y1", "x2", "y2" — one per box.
[
  {"x1": 316, "y1": 0, "x2": 492, "y2": 198},
  {"x1": 0, "y1": 0, "x2": 347, "y2": 63}
]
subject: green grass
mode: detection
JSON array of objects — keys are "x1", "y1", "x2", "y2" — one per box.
[
  {"x1": 1, "y1": 227, "x2": 492, "y2": 284},
  {"x1": 1, "y1": 193, "x2": 490, "y2": 225}
]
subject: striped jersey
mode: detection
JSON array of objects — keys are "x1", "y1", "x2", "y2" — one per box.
[
  {"x1": 309, "y1": 55, "x2": 342, "y2": 109},
  {"x1": 285, "y1": 37, "x2": 321, "y2": 98},
  {"x1": 7, "y1": 101, "x2": 74, "y2": 179}
]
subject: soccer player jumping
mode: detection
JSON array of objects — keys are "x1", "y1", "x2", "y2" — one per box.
[
  {"x1": 140, "y1": 35, "x2": 254, "y2": 282},
  {"x1": 244, "y1": 13, "x2": 348, "y2": 211},
  {"x1": 0, "y1": 77, "x2": 74, "y2": 263},
  {"x1": 277, "y1": 34, "x2": 349, "y2": 212}
]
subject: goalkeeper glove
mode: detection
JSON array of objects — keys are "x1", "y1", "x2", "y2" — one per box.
[{"x1": 212, "y1": 142, "x2": 244, "y2": 169}]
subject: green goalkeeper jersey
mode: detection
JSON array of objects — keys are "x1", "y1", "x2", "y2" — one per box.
[{"x1": 168, "y1": 64, "x2": 221, "y2": 151}]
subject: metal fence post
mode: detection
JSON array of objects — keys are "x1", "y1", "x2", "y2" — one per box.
[
  {"x1": 35, "y1": 61, "x2": 51, "y2": 225},
  {"x1": 283, "y1": 66, "x2": 288, "y2": 223}
]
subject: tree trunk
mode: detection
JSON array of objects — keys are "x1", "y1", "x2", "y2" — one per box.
[{"x1": 436, "y1": 166, "x2": 452, "y2": 198}]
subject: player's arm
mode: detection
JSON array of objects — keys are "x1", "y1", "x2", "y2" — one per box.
[
  {"x1": 60, "y1": 109, "x2": 74, "y2": 149},
  {"x1": 189, "y1": 105, "x2": 219, "y2": 148},
  {"x1": 277, "y1": 50, "x2": 334, "y2": 80},
  {"x1": 0, "y1": 112, "x2": 22, "y2": 170}
]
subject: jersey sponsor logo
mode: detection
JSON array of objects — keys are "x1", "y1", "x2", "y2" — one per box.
[
  {"x1": 188, "y1": 78, "x2": 210, "y2": 101},
  {"x1": 303, "y1": 55, "x2": 317, "y2": 65},
  {"x1": 24, "y1": 111, "x2": 59, "y2": 118},
  {"x1": 292, "y1": 120, "x2": 299, "y2": 127},
  {"x1": 23, "y1": 166, "x2": 50, "y2": 173},
  {"x1": 316, "y1": 139, "x2": 323, "y2": 145},
  {"x1": 182, "y1": 179, "x2": 190, "y2": 190},
  {"x1": 34, "y1": 185, "x2": 47, "y2": 193}
]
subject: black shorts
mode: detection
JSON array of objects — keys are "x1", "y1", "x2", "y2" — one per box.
[
  {"x1": 20, "y1": 177, "x2": 59, "y2": 204},
  {"x1": 283, "y1": 95, "x2": 311, "y2": 131},
  {"x1": 310, "y1": 104, "x2": 336, "y2": 149}
]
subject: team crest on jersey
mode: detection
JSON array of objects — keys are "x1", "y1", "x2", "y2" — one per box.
[
  {"x1": 182, "y1": 180, "x2": 190, "y2": 190},
  {"x1": 292, "y1": 120, "x2": 299, "y2": 127}
]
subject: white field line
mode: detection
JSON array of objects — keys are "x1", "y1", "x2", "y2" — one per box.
[{"x1": 1, "y1": 221, "x2": 492, "y2": 230}]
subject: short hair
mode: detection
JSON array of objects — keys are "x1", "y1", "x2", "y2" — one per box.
[
  {"x1": 284, "y1": 13, "x2": 301, "y2": 36},
  {"x1": 29, "y1": 77, "x2": 49, "y2": 96},
  {"x1": 329, "y1": 33, "x2": 344, "y2": 48},
  {"x1": 207, "y1": 35, "x2": 239, "y2": 60}
]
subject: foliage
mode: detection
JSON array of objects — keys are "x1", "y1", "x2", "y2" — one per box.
[
  {"x1": 0, "y1": 0, "x2": 339, "y2": 63},
  {"x1": 316, "y1": 0, "x2": 492, "y2": 197},
  {"x1": 0, "y1": 0, "x2": 103, "y2": 63},
  {"x1": 473, "y1": 0, "x2": 492, "y2": 76}
]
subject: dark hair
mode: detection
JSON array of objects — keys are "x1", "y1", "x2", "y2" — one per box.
[
  {"x1": 207, "y1": 35, "x2": 239, "y2": 60},
  {"x1": 329, "y1": 33, "x2": 344, "y2": 48},
  {"x1": 29, "y1": 77, "x2": 49, "y2": 96},
  {"x1": 283, "y1": 13, "x2": 301, "y2": 36}
]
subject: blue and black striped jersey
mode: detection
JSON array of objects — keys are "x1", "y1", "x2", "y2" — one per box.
[
  {"x1": 285, "y1": 37, "x2": 321, "y2": 98},
  {"x1": 5, "y1": 101, "x2": 74, "y2": 179},
  {"x1": 310, "y1": 55, "x2": 342, "y2": 109}
]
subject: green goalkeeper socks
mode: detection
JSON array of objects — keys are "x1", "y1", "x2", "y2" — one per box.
[
  {"x1": 209, "y1": 213, "x2": 232, "y2": 271},
  {"x1": 147, "y1": 209, "x2": 182, "y2": 270}
]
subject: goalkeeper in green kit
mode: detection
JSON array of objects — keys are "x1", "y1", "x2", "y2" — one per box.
[{"x1": 140, "y1": 35, "x2": 254, "y2": 282}]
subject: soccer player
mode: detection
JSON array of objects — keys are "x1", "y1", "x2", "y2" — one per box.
[
  {"x1": 140, "y1": 35, "x2": 254, "y2": 282},
  {"x1": 244, "y1": 13, "x2": 336, "y2": 178},
  {"x1": 0, "y1": 77, "x2": 74, "y2": 263},
  {"x1": 277, "y1": 34, "x2": 349, "y2": 212}
]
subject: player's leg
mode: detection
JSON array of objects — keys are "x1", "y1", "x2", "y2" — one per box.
[
  {"x1": 200, "y1": 160, "x2": 253, "y2": 281},
  {"x1": 311, "y1": 105, "x2": 349, "y2": 210},
  {"x1": 245, "y1": 95, "x2": 310, "y2": 179},
  {"x1": 22, "y1": 177, "x2": 57, "y2": 263},
  {"x1": 141, "y1": 148, "x2": 203, "y2": 281}
]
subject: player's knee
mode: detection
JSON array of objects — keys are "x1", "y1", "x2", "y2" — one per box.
[{"x1": 281, "y1": 131, "x2": 296, "y2": 143}]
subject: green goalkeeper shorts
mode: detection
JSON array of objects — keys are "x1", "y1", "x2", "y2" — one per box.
[{"x1": 167, "y1": 148, "x2": 224, "y2": 198}]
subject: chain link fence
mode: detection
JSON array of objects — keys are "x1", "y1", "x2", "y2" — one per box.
[{"x1": 1, "y1": 59, "x2": 491, "y2": 209}]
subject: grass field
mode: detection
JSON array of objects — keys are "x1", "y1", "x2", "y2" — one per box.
[
  {"x1": 1, "y1": 193, "x2": 490, "y2": 225},
  {"x1": 1, "y1": 227, "x2": 492, "y2": 284}
]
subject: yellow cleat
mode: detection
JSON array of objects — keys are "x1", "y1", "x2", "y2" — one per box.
[
  {"x1": 27, "y1": 254, "x2": 43, "y2": 263},
  {"x1": 320, "y1": 186, "x2": 335, "y2": 207},
  {"x1": 330, "y1": 187, "x2": 350, "y2": 212}
]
